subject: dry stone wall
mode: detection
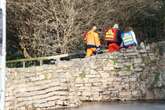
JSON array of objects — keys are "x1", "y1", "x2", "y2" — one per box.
[{"x1": 6, "y1": 45, "x2": 165, "y2": 110}]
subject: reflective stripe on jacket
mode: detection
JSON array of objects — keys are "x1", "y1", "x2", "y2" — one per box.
[{"x1": 105, "y1": 28, "x2": 117, "y2": 41}]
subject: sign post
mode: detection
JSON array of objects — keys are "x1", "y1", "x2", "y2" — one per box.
[{"x1": 0, "y1": 0, "x2": 6, "y2": 110}]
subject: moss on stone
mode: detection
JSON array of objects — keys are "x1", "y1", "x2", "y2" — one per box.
[
  {"x1": 125, "y1": 65, "x2": 132, "y2": 71},
  {"x1": 151, "y1": 72, "x2": 161, "y2": 87},
  {"x1": 143, "y1": 57, "x2": 151, "y2": 65},
  {"x1": 79, "y1": 72, "x2": 86, "y2": 79}
]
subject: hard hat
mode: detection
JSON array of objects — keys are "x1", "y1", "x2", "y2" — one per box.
[{"x1": 113, "y1": 24, "x2": 119, "y2": 29}]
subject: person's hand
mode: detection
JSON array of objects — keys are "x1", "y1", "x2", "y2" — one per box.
[
  {"x1": 96, "y1": 48, "x2": 100, "y2": 52},
  {"x1": 96, "y1": 46, "x2": 101, "y2": 54}
]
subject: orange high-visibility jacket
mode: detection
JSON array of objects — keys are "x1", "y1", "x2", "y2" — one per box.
[
  {"x1": 105, "y1": 28, "x2": 117, "y2": 41},
  {"x1": 85, "y1": 31, "x2": 101, "y2": 47}
]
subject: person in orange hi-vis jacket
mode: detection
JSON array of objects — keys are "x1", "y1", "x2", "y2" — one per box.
[
  {"x1": 104, "y1": 24, "x2": 122, "y2": 53},
  {"x1": 84, "y1": 25, "x2": 101, "y2": 57}
]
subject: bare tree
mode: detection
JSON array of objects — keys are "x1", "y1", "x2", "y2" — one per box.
[
  {"x1": 7, "y1": 0, "x2": 99, "y2": 58},
  {"x1": 7, "y1": 0, "x2": 164, "y2": 59}
]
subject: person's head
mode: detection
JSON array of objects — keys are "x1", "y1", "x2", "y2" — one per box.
[
  {"x1": 90, "y1": 25, "x2": 97, "y2": 32},
  {"x1": 125, "y1": 26, "x2": 133, "y2": 32},
  {"x1": 128, "y1": 27, "x2": 133, "y2": 31},
  {"x1": 113, "y1": 24, "x2": 119, "y2": 29},
  {"x1": 108, "y1": 25, "x2": 112, "y2": 29}
]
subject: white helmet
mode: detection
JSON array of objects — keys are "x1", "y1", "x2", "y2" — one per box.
[{"x1": 113, "y1": 24, "x2": 119, "y2": 29}]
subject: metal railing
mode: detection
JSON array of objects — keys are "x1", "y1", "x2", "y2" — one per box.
[
  {"x1": 6, "y1": 49, "x2": 108, "y2": 68},
  {"x1": 6, "y1": 51, "x2": 86, "y2": 68}
]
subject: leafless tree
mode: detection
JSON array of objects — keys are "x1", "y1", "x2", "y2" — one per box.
[
  {"x1": 7, "y1": 0, "x2": 164, "y2": 59},
  {"x1": 7, "y1": 0, "x2": 99, "y2": 58}
]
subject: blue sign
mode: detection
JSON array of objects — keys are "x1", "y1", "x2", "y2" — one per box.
[{"x1": 121, "y1": 32, "x2": 135, "y2": 47}]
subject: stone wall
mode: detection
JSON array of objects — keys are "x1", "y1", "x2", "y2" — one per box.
[{"x1": 6, "y1": 45, "x2": 165, "y2": 110}]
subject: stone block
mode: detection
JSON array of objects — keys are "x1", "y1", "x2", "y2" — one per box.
[
  {"x1": 133, "y1": 67, "x2": 143, "y2": 72},
  {"x1": 75, "y1": 84, "x2": 84, "y2": 87},
  {"x1": 84, "y1": 83, "x2": 92, "y2": 87},
  {"x1": 131, "y1": 91, "x2": 141, "y2": 97},
  {"x1": 119, "y1": 91, "x2": 132, "y2": 97},
  {"x1": 82, "y1": 91, "x2": 91, "y2": 96},
  {"x1": 124, "y1": 52, "x2": 138, "y2": 56},
  {"x1": 92, "y1": 82, "x2": 102, "y2": 86},
  {"x1": 103, "y1": 67, "x2": 115, "y2": 71},
  {"x1": 118, "y1": 71, "x2": 132, "y2": 76},
  {"x1": 134, "y1": 58, "x2": 143, "y2": 64},
  {"x1": 129, "y1": 77, "x2": 137, "y2": 82},
  {"x1": 86, "y1": 74, "x2": 100, "y2": 78}
]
